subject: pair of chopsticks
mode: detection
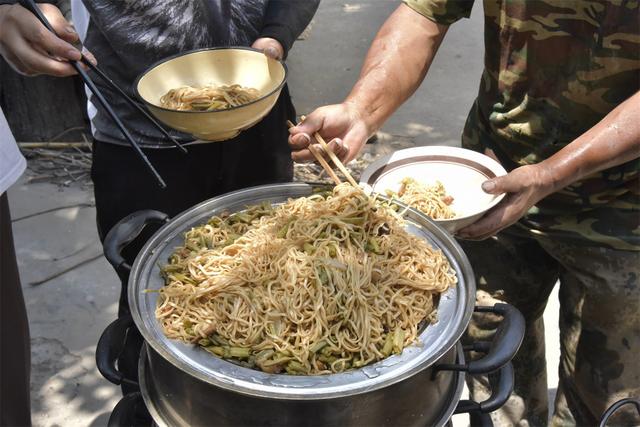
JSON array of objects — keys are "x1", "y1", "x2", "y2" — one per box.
[
  {"x1": 287, "y1": 115, "x2": 358, "y2": 187},
  {"x1": 20, "y1": 0, "x2": 187, "y2": 189}
]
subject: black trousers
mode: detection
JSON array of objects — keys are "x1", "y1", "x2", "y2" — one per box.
[
  {"x1": 0, "y1": 193, "x2": 31, "y2": 427},
  {"x1": 91, "y1": 86, "x2": 295, "y2": 393},
  {"x1": 92, "y1": 85, "x2": 295, "y2": 309}
]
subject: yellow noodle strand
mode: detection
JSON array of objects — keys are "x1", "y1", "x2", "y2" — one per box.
[
  {"x1": 156, "y1": 184, "x2": 456, "y2": 375},
  {"x1": 159, "y1": 83, "x2": 260, "y2": 111},
  {"x1": 387, "y1": 177, "x2": 456, "y2": 219}
]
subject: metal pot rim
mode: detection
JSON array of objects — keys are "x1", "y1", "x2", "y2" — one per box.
[{"x1": 128, "y1": 183, "x2": 476, "y2": 399}]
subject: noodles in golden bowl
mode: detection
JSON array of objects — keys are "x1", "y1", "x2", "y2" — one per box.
[
  {"x1": 159, "y1": 84, "x2": 260, "y2": 111},
  {"x1": 156, "y1": 184, "x2": 456, "y2": 375}
]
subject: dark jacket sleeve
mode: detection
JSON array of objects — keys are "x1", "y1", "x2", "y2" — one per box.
[
  {"x1": 259, "y1": 0, "x2": 320, "y2": 58},
  {"x1": 0, "y1": 0, "x2": 60, "y2": 4}
]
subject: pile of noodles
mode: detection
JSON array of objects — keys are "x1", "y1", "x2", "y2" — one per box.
[
  {"x1": 159, "y1": 83, "x2": 260, "y2": 111},
  {"x1": 156, "y1": 184, "x2": 456, "y2": 375},
  {"x1": 387, "y1": 177, "x2": 456, "y2": 220}
]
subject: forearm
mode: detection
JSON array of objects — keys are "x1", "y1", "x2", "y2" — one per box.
[
  {"x1": 345, "y1": 4, "x2": 448, "y2": 133},
  {"x1": 542, "y1": 91, "x2": 640, "y2": 192},
  {"x1": 260, "y1": 0, "x2": 320, "y2": 58}
]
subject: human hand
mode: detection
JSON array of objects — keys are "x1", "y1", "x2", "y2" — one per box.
[
  {"x1": 0, "y1": 3, "x2": 96, "y2": 77},
  {"x1": 288, "y1": 102, "x2": 370, "y2": 164},
  {"x1": 456, "y1": 164, "x2": 555, "y2": 240},
  {"x1": 251, "y1": 37, "x2": 284, "y2": 60}
]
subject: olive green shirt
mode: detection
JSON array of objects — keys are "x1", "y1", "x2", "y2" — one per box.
[{"x1": 404, "y1": 0, "x2": 640, "y2": 250}]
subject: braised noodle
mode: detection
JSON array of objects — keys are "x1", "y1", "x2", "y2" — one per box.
[
  {"x1": 156, "y1": 184, "x2": 457, "y2": 375},
  {"x1": 386, "y1": 177, "x2": 455, "y2": 220},
  {"x1": 159, "y1": 84, "x2": 260, "y2": 111}
]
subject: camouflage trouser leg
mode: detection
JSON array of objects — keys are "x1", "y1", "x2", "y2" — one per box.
[
  {"x1": 539, "y1": 240, "x2": 640, "y2": 426},
  {"x1": 460, "y1": 229, "x2": 558, "y2": 427},
  {"x1": 459, "y1": 227, "x2": 640, "y2": 427}
]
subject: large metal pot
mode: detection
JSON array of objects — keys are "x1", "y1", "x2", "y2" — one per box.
[{"x1": 97, "y1": 183, "x2": 525, "y2": 426}]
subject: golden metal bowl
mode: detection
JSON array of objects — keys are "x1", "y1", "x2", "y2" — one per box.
[{"x1": 135, "y1": 47, "x2": 287, "y2": 142}]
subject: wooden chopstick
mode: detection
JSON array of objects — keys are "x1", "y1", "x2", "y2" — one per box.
[
  {"x1": 287, "y1": 120, "x2": 342, "y2": 185},
  {"x1": 299, "y1": 115, "x2": 359, "y2": 187},
  {"x1": 309, "y1": 145, "x2": 343, "y2": 186}
]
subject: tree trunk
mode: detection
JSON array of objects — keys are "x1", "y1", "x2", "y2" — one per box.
[
  {"x1": 0, "y1": 0, "x2": 88, "y2": 142},
  {"x1": 0, "y1": 58, "x2": 89, "y2": 142}
]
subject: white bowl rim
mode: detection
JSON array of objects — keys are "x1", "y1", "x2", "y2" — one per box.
[{"x1": 359, "y1": 146, "x2": 508, "y2": 223}]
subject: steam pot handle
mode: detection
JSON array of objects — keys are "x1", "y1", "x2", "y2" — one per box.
[
  {"x1": 107, "y1": 392, "x2": 151, "y2": 427},
  {"x1": 103, "y1": 210, "x2": 169, "y2": 275},
  {"x1": 434, "y1": 302, "x2": 525, "y2": 375},
  {"x1": 96, "y1": 314, "x2": 139, "y2": 387},
  {"x1": 454, "y1": 361, "x2": 514, "y2": 415},
  {"x1": 467, "y1": 303, "x2": 525, "y2": 374}
]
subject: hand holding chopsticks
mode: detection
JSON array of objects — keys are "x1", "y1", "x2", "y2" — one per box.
[
  {"x1": 18, "y1": 0, "x2": 188, "y2": 189},
  {"x1": 287, "y1": 117, "x2": 358, "y2": 187},
  {"x1": 287, "y1": 120, "x2": 342, "y2": 185}
]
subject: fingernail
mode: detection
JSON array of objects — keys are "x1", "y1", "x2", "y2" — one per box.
[
  {"x1": 482, "y1": 181, "x2": 495, "y2": 192},
  {"x1": 85, "y1": 52, "x2": 97, "y2": 65},
  {"x1": 67, "y1": 49, "x2": 80, "y2": 59},
  {"x1": 65, "y1": 25, "x2": 77, "y2": 34},
  {"x1": 266, "y1": 47, "x2": 278, "y2": 58},
  {"x1": 298, "y1": 134, "x2": 310, "y2": 144}
]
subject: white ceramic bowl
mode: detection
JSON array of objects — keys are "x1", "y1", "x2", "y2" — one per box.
[
  {"x1": 359, "y1": 146, "x2": 507, "y2": 234},
  {"x1": 135, "y1": 47, "x2": 287, "y2": 141}
]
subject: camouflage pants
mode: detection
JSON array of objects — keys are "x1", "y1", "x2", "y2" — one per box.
[{"x1": 459, "y1": 225, "x2": 640, "y2": 427}]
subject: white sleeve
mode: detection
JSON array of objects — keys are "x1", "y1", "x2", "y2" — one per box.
[
  {"x1": 0, "y1": 107, "x2": 26, "y2": 195},
  {"x1": 70, "y1": 0, "x2": 97, "y2": 136},
  {"x1": 71, "y1": 0, "x2": 90, "y2": 41}
]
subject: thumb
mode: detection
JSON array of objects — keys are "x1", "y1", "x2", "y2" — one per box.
[
  {"x1": 290, "y1": 112, "x2": 324, "y2": 139},
  {"x1": 481, "y1": 176, "x2": 508, "y2": 194},
  {"x1": 264, "y1": 46, "x2": 280, "y2": 60}
]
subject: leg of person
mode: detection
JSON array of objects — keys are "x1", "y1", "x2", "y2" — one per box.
[
  {"x1": 91, "y1": 83, "x2": 295, "y2": 263},
  {"x1": 216, "y1": 84, "x2": 295, "y2": 192},
  {"x1": 542, "y1": 242, "x2": 640, "y2": 426},
  {"x1": 91, "y1": 139, "x2": 230, "y2": 312},
  {"x1": 90, "y1": 87, "x2": 295, "y2": 394},
  {"x1": 549, "y1": 273, "x2": 579, "y2": 426},
  {"x1": 0, "y1": 193, "x2": 31, "y2": 427},
  {"x1": 459, "y1": 226, "x2": 560, "y2": 427},
  {"x1": 91, "y1": 140, "x2": 226, "y2": 394}
]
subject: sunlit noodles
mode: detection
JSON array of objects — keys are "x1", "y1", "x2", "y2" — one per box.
[
  {"x1": 156, "y1": 184, "x2": 456, "y2": 375},
  {"x1": 386, "y1": 177, "x2": 455, "y2": 219},
  {"x1": 159, "y1": 84, "x2": 260, "y2": 111}
]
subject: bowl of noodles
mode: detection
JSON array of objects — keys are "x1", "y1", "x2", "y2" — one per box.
[
  {"x1": 119, "y1": 182, "x2": 480, "y2": 426},
  {"x1": 360, "y1": 146, "x2": 508, "y2": 234},
  {"x1": 135, "y1": 47, "x2": 287, "y2": 141},
  {"x1": 156, "y1": 184, "x2": 459, "y2": 376}
]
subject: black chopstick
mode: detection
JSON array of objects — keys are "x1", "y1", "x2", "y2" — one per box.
[
  {"x1": 20, "y1": 0, "x2": 169, "y2": 188},
  {"x1": 81, "y1": 60, "x2": 188, "y2": 154},
  {"x1": 21, "y1": 2, "x2": 186, "y2": 154},
  {"x1": 74, "y1": 65, "x2": 167, "y2": 188}
]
